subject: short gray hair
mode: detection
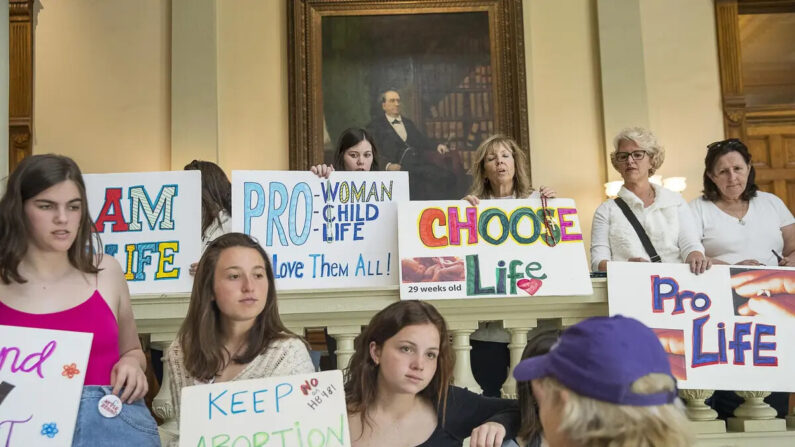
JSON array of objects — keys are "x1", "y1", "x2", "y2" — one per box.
[{"x1": 610, "y1": 127, "x2": 665, "y2": 175}]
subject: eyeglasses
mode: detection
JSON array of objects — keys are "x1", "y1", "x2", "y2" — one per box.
[
  {"x1": 615, "y1": 150, "x2": 648, "y2": 163},
  {"x1": 707, "y1": 138, "x2": 742, "y2": 150}
]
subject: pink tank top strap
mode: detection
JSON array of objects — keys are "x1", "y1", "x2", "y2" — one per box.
[{"x1": 0, "y1": 290, "x2": 119, "y2": 385}]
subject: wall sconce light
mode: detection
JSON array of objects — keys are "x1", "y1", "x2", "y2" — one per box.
[
  {"x1": 663, "y1": 177, "x2": 687, "y2": 193},
  {"x1": 604, "y1": 176, "x2": 687, "y2": 198},
  {"x1": 604, "y1": 181, "x2": 623, "y2": 198}
]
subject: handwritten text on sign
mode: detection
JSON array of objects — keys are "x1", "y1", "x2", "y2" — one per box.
[
  {"x1": 607, "y1": 262, "x2": 795, "y2": 391},
  {"x1": 232, "y1": 171, "x2": 408, "y2": 290},
  {"x1": 398, "y1": 199, "x2": 592, "y2": 299},
  {"x1": 84, "y1": 171, "x2": 202, "y2": 295},
  {"x1": 179, "y1": 370, "x2": 350, "y2": 447},
  {"x1": 0, "y1": 325, "x2": 91, "y2": 446}
]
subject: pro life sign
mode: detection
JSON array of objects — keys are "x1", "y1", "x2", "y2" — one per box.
[{"x1": 608, "y1": 262, "x2": 795, "y2": 391}]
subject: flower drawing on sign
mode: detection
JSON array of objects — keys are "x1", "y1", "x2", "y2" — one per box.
[
  {"x1": 62, "y1": 363, "x2": 80, "y2": 379},
  {"x1": 41, "y1": 422, "x2": 59, "y2": 438}
]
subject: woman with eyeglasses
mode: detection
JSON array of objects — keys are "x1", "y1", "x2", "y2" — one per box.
[
  {"x1": 590, "y1": 127, "x2": 709, "y2": 273},
  {"x1": 690, "y1": 138, "x2": 795, "y2": 267}
]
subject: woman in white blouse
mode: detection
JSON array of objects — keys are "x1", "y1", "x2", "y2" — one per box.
[
  {"x1": 690, "y1": 138, "x2": 795, "y2": 266},
  {"x1": 590, "y1": 127, "x2": 709, "y2": 273}
]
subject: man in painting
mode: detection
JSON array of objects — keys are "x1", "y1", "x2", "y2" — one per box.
[{"x1": 367, "y1": 89, "x2": 466, "y2": 199}]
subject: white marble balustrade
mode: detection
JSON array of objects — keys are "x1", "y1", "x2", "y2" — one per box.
[{"x1": 133, "y1": 278, "x2": 795, "y2": 445}]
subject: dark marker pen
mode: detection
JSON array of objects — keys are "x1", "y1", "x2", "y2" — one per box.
[{"x1": 772, "y1": 249, "x2": 783, "y2": 263}]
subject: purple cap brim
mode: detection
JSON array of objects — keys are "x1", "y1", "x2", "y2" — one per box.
[{"x1": 513, "y1": 352, "x2": 552, "y2": 382}]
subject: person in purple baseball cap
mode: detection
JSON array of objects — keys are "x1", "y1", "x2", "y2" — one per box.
[{"x1": 512, "y1": 315, "x2": 693, "y2": 447}]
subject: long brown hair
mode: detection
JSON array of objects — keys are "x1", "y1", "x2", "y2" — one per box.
[
  {"x1": 469, "y1": 134, "x2": 532, "y2": 199},
  {"x1": 517, "y1": 328, "x2": 561, "y2": 443},
  {"x1": 184, "y1": 160, "x2": 232, "y2": 238},
  {"x1": 177, "y1": 232, "x2": 301, "y2": 380},
  {"x1": 0, "y1": 154, "x2": 100, "y2": 284},
  {"x1": 345, "y1": 300, "x2": 454, "y2": 429}
]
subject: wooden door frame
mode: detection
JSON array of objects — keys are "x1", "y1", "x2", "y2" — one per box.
[{"x1": 9, "y1": 0, "x2": 34, "y2": 172}]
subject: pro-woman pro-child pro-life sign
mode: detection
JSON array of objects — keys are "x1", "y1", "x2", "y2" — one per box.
[{"x1": 232, "y1": 171, "x2": 408, "y2": 290}]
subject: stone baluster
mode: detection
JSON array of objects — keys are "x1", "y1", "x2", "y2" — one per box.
[
  {"x1": 328, "y1": 325, "x2": 361, "y2": 374},
  {"x1": 678, "y1": 389, "x2": 725, "y2": 433},
  {"x1": 151, "y1": 341, "x2": 178, "y2": 445},
  {"x1": 448, "y1": 322, "x2": 481, "y2": 394},
  {"x1": 727, "y1": 391, "x2": 785, "y2": 432},
  {"x1": 501, "y1": 321, "x2": 536, "y2": 399}
]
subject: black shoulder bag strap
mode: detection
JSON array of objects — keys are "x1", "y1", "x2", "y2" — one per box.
[{"x1": 614, "y1": 197, "x2": 661, "y2": 263}]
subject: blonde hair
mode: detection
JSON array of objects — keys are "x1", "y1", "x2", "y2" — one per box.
[
  {"x1": 468, "y1": 134, "x2": 531, "y2": 198},
  {"x1": 610, "y1": 127, "x2": 665, "y2": 176},
  {"x1": 536, "y1": 374, "x2": 693, "y2": 447}
]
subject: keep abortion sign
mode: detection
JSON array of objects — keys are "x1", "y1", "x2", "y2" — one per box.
[
  {"x1": 0, "y1": 325, "x2": 92, "y2": 446},
  {"x1": 232, "y1": 171, "x2": 408, "y2": 290},
  {"x1": 608, "y1": 262, "x2": 795, "y2": 391},
  {"x1": 85, "y1": 171, "x2": 202, "y2": 295},
  {"x1": 397, "y1": 199, "x2": 592, "y2": 299},
  {"x1": 179, "y1": 370, "x2": 350, "y2": 447}
]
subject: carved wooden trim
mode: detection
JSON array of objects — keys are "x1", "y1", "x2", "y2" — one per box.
[
  {"x1": 737, "y1": 0, "x2": 795, "y2": 14},
  {"x1": 714, "y1": 0, "x2": 746, "y2": 138},
  {"x1": 8, "y1": 0, "x2": 34, "y2": 171},
  {"x1": 287, "y1": 0, "x2": 529, "y2": 174}
]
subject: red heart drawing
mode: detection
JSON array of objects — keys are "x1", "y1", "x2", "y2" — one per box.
[{"x1": 517, "y1": 278, "x2": 543, "y2": 295}]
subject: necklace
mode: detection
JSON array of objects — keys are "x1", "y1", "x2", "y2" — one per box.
[{"x1": 720, "y1": 200, "x2": 748, "y2": 225}]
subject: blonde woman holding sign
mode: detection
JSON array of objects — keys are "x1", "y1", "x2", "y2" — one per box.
[
  {"x1": 462, "y1": 134, "x2": 556, "y2": 398},
  {"x1": 0, "y1": 154, "x2": 159, "y2": 446},
  {"x1": 166, "y1": 232, "x2": 314, "y2": 443}
]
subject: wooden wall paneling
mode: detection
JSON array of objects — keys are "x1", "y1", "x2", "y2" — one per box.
[
  {"x1": 715, "y1": 0, "x2": 746, "y2": 139},
  {"x1": 8, "y1": 0, "x2": 34, "y2": 171}
]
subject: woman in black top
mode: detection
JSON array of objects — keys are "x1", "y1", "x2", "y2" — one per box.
[{"x1": 344, "y1": 300, "x2": 519, "y2": 447}]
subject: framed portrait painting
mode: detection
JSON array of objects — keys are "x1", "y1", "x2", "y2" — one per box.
[{"x1": 288, "y1": 0, "x2": 529, "y2": 200}]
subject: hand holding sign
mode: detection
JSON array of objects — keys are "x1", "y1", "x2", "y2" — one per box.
[{"x1": 731, "y1": 269, "x2": 795, "y2": 320}]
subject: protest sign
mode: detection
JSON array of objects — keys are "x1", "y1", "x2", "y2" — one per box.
[
  {"x1": 85, "y1": 171, "x2": 202, "y2": 295},
  {"x1": 398, "y1": 198, "x2": 592, "y2": 299},
  {"x1": 0, "y1": 325, "x2": 92, "y2": 446},
  {"x1": 608, "y1": 262, "x2": 795, "y2": 391},
  {"x1": 232, "y1": 171, "x2": 408, "y2": 290},
  {"x1": 179, "y1": 370, "x2": 350, "y2": 447}
]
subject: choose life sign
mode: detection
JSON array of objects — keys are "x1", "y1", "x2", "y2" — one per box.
[
  {"x1": 179, "y1": 370, "x2": 350, "y2": 447},
  {"x1": 0, "y1": 325, "x2": 92, "y2": 446},
  {"x1": 232, "y1": 171, "x2": 409, "y2": 290},
  {"x1": 84, "y1": 171, "x2": 202, "y2": 295},
  {"x1": 608, "y1": 262, "x2": 795, "y2": 391},
  {"x1": 397, "y1": 199, "x2": 592, "y2": 299}
]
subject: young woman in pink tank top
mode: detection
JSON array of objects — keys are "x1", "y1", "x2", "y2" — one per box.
[{"x1": 0, "y1": 154, "x2": 159, "y2": 446}]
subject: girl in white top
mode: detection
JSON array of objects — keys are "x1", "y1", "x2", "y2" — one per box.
[
  {"x1": 166, "y1": 233, "x2": 314, "y2": 445},
  {"x1": 590, "y1": 127, "x2": 708, "y2": 274},
  {"x1": 690, "y1": 138, "x2": 795, "y2": 266}
]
